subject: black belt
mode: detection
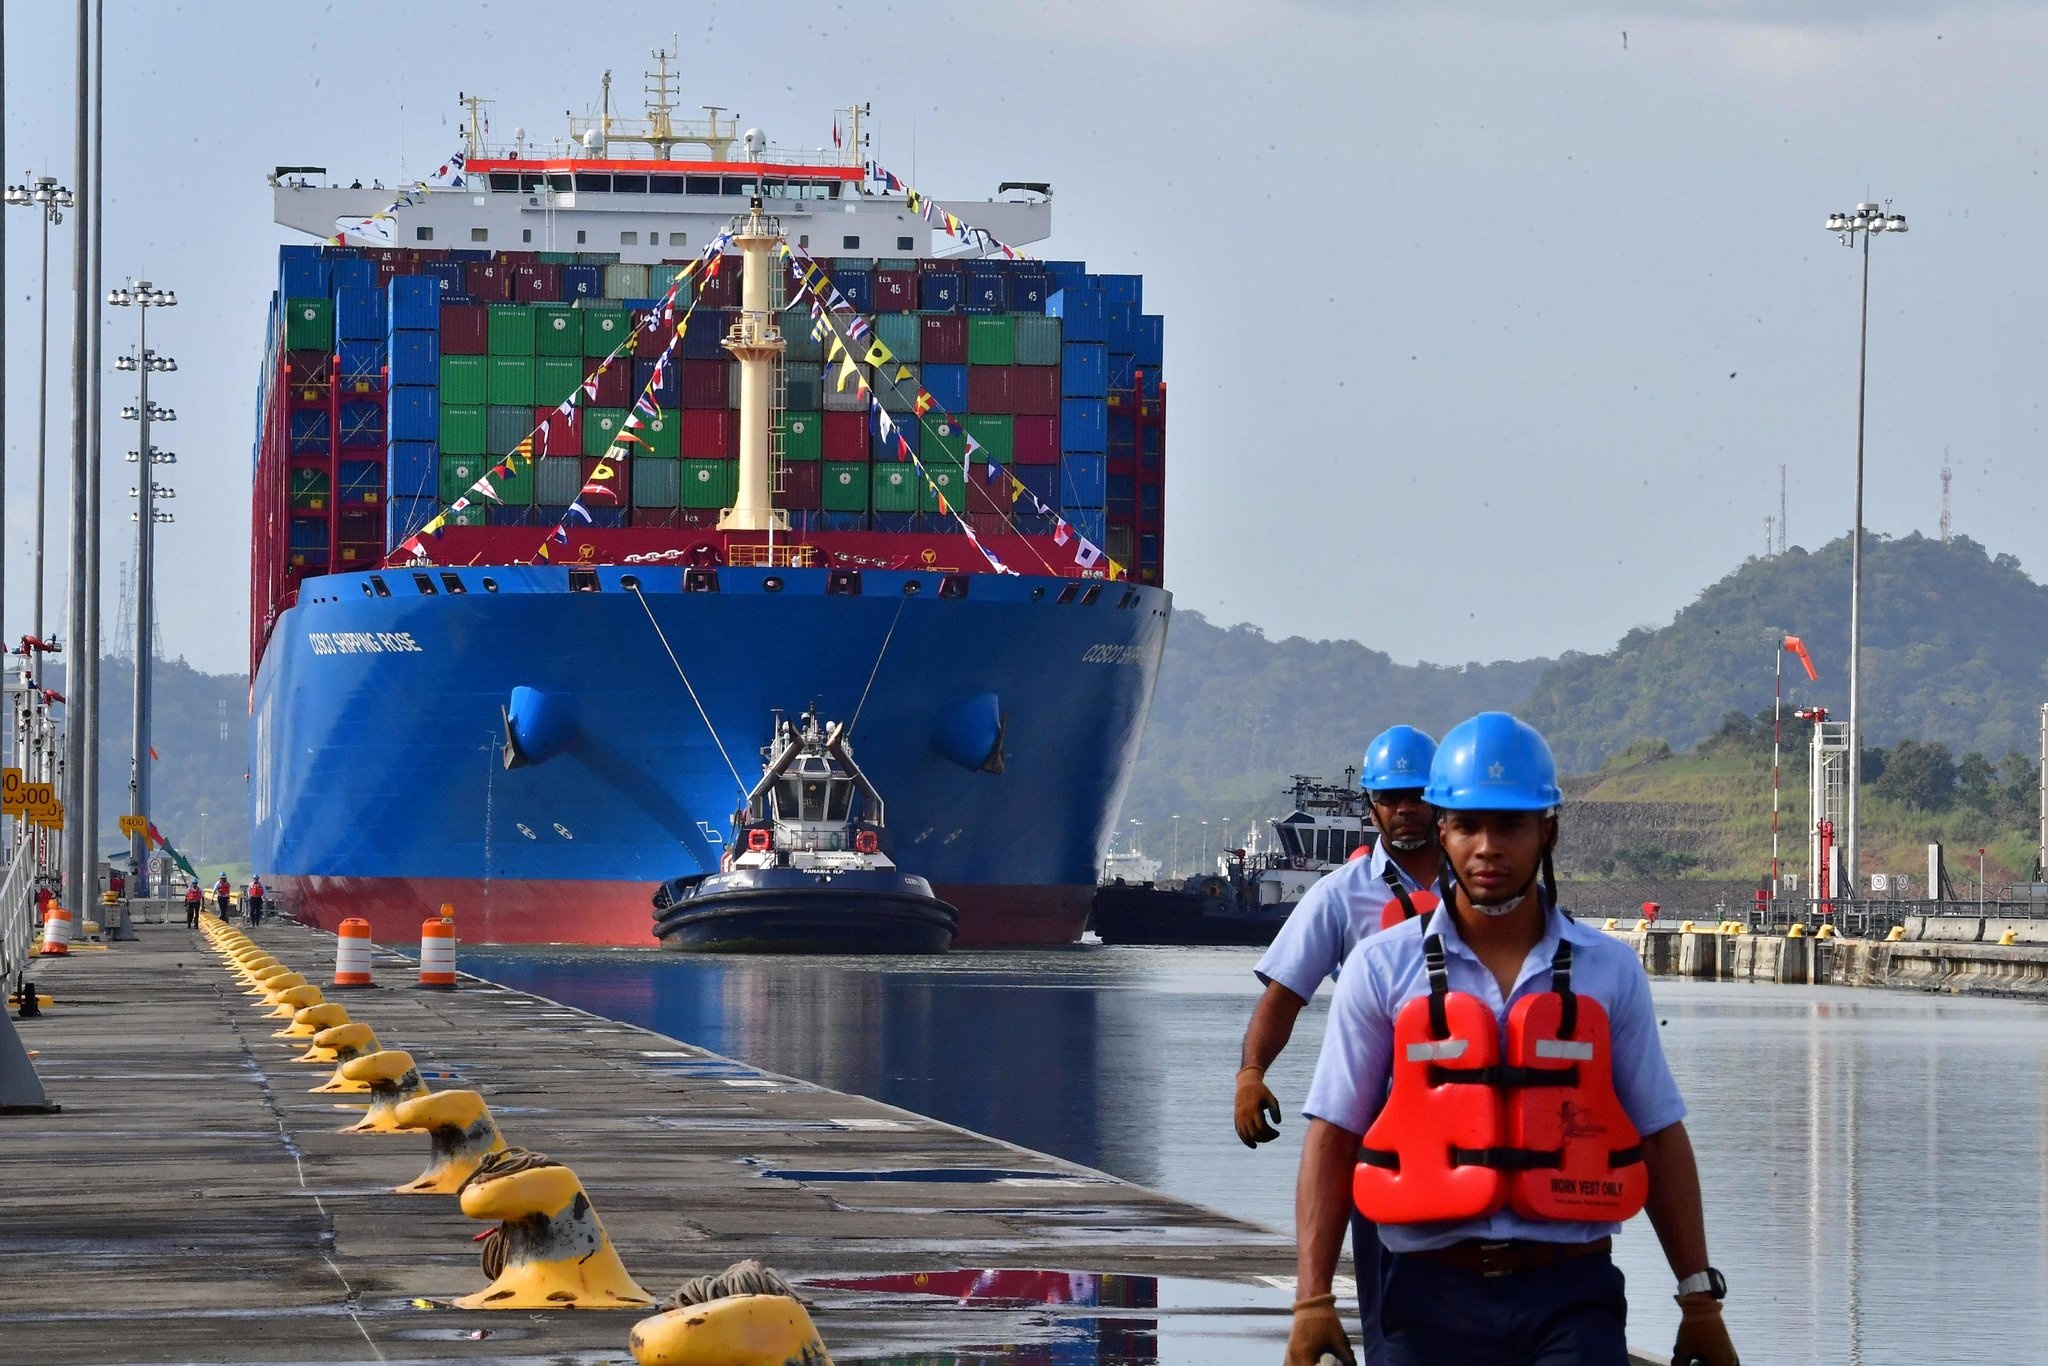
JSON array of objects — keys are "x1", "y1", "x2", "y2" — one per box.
[{"x1": 1406, "y1": 1236, "x2": 1612, "y2": 1279}]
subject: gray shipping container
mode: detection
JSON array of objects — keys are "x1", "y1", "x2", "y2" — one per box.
[
  {"x1": 487, "y1": 405, "x2": 532, "y2": 456},
  {"x1": 820, "y1": 363, "x2": 868, "y2": 412},
  {"x1": 603, "y1": 263, "x2": 650, "y2": 300},
  {"x1": 535, "y1": 456, "x2": 583, "y2": 506},
  {"x1": 784, "y1": 368, "x2": 823, "y2": 411},
  {"x1": 874, "y1": 313, "x2": 921, "y2": 363},
  {"x1": 875, "y1": 363, "x2": 921, "y2": 414},
  {"x1": 781, "y1": 306, "x2": 823, "y2": 363},
  {"x1": 633, "y1": 460, "x2": 681, "y2": 508}
]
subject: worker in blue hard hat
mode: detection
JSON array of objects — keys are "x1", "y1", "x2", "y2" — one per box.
[
  {"x1": 1238, "y1": 725, "x2": 1443, "y2": 1366},
  {"x1": 1286, "y1": 713, "x2": 1735, "y2": 1366}
]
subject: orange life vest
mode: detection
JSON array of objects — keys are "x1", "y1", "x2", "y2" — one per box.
[
  {"x1": 1377, "y1": 865, "x2": 1442, "y2": 932},
  {"x1": 1352, "y1": 934, "x2": 1647, "y2": 1226}
]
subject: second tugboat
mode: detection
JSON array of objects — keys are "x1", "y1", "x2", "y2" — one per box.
[{"x1": 652, "y1": 711, "x2": 959, "y2": 953}]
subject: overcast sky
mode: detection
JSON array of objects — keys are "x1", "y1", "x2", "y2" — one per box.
[{"x1": 2, "y1": 0, "x2": 2043, "y2": 670}]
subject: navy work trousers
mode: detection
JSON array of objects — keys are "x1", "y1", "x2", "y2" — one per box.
[
  {"x1": 1351, "y1": 1211, "x2": 1389, "y2": 1366},
  {"x1": 1381, "y1": 1252, "x2": 1629, "y2": 1366}
]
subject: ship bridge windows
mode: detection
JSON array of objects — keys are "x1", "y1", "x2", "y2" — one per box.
[
  {"x1": 686, "y1": 175, "x2": 722, "y2": 196},
  {"x1": 842, "y1": 235, "x2": 860, "y2": 250},
  {"x1": 415, "y1": 226, "x2": 434, "y2": 242},
  {"x1": 651, "y1": 175, "x2": 685, "y2": 195},
  {"x1": 723, "y1": 176, "x2": 753, "y2": 196},
  {"x1": 897, "y1": 236, "x2": 914, "y2": 251},
  {"x1": 489, "y1": 173, "x2": 521, "y2": 192},
  {"x1": 614, "y1": 173, "x2": 649, "y2": 194},
  {"x1": 549, "y1": 174, "x2": 572, "y2": 193},
  {"x1": 574, "y1": 173, "x2": 612, "y2": 193},
  {"x1": 521, "y1": 173, "x2": 546, "y2": 193}
]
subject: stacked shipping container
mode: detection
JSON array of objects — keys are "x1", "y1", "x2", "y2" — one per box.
[{"x1": 253, "y1": 243, "x2": 1166, "y2": 622}]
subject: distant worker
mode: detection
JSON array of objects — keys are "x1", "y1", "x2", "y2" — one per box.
[
  {"x1": 1239, "y1": 725, "x2": 1442, "y2": 1366},
  {"x1": 213, "y1": 873, "x2": 232, "y2": 923},
  {"x1": 1287, "y1": 713, "x2": 1736, "y2": 1366},
  {"x1": 108, "y1": 868, "x2": 125, "y2": 900},
  {"x1": 184, "y1": 880, "x2": 204, "y2": 930},
  {"x1": 247, "y1": 877, "x2": 266, "y2": 928}
]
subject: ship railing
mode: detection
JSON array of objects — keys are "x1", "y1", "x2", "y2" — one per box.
[
  {"x1": 0, "y1": 835, "x2": 39, "y2": 986},
  {"x1": 725, "y1": 542, "x2": 818, "y2": 569}
]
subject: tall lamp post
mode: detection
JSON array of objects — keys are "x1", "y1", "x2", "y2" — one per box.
[
  {"x1": 3, "y1": 177, "x2": 75, "y2": 646},
  {"x1": 1823, "y1": 200, "x2": 1908, "y2": 903},
  {"x1": 111, "y1": 281, "x2": 176, "y2": 896}
]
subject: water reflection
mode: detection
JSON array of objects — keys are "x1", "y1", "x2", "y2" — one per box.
[{"x1": 465, "y1": 948, "x2": 2048, "y2": 1364}]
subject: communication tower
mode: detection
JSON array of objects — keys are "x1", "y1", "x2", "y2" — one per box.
[
  {"x1": 1778, "y1": 464, "x2": 1787, "y2": 555},
  {"x1": 1940, "y1": 451, "x2": 1953, "y2": 545}
]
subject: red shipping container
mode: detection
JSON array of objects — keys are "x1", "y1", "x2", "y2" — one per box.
[
  {"x1": 821, "y1": 410, "x2": 869, "y2": 461},
  {"x1": 513, "y1": 264, "x2": 562, "y2": 303},
  {"x1": 680, "y1": 409, "x2": 738, "y2": 458},
  {"x1": 633, "y1": 310, "x2": 669, "y2": 359},
  {"x1": 921, "y1": 315, "x2": 967, "y2": 364},
  {"x1": 375, "y1": 259, "x2": 404, "y2": 288},
  {"x1": 694, "y1": 258, "x2": 739, "y2": 308},
  {"x1": 1010, "y1": 366, "x2": 1060, "y2": 416},
  {"x1": 534, "y1": 404, "x2": 583, "y2": 455},
  {"x1": 495, "y1": 250, "x2": 540, "y2": 267},
  {"x1": 593, "y1": 359, "x2": 632, "y2": 408},
  {"x1": 776, "y1": 461, "x2": 823, "y2": 510},
  {"x1": 872, "y1": 270, "x2": 917, "y2": 313},
  {"x1": 680, "y1": 360, "x2": 730, "y2": 409},
  {"x1": 464, "y1": 262, "x2": 513, "y2": 301},
  {"x1": 968, "y1": 366, "x2": 1014, "y2": 415},
  {"x1": 441, "y1": 303, "x2": 488, "y2": 354},
  {"x1": 285, "y1": 350, "x2": 333, "y2": 386},
  {"x1": 966, "y1": 465, "x2": 1011, "y2": 517},
  {"x1": 1013, "y1": 415, "x2": 1060, "y2": 465},
  {"x1": 580, "y1": 456, "x2": 631, "y2": 505}
]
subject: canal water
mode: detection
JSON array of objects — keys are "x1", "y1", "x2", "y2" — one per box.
[{"x1": 465, "y1": 944, "x2": 2048, "y2": 1363}]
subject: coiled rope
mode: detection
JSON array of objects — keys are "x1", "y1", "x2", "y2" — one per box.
[{"x1": 460, "y1": 1147, "x2": 562, "y2": 1279}]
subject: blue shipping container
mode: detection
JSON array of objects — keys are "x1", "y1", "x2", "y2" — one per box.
[
  {"x1": 386, "y1": 495, "x2": 438, "y2": 543},
  {"x1": 388, "y1": 386, "x2": 438, "y2": 442},
  {"x1": 561, "y1": 264, "x2": 602, "y2": 301},
  {"x1": 1060, "y1": 454, "x2": 1107, "y2": 508},
  {"x1": 336, "y1": 286, "x2": 387, "y2": 341},
  {"x1": 329, "y1": 258, "x2": 376, "y2": 294},
  {"x1": 337, "y1": 340, "x2": 387, "y2": 386},
  {"x1": 919, "y1": 272, "x2": 961, "y2": 312},
  {"x1": 289, "y1": 409, "x2": 331, "y2": 453},
  {"x1": 871, "y1": 512, "x2": 920, "y2": 535},
  {"x1": 921, "y1": 363, "x2": 969, "y2": 415},
  {"x1": 485, "y1": 504, "x2": 537, "y2": 528},
  {"x1": 633, "y1": 357, "x2": 681, "y2": 408},
  {"x1": 1061, "y1": 343, "x2": 1108, "y2": 398},
  {"x1": 389, "y1": 331, "x2": 439, "y2": 387},
  {"x1": 1014, "y1": 511, "x2": 1055, "y2": 536},
  {"x1": 962, "y1": 272, "x2": 1008, "y2": 314},
  {"x1": 1016, "y1": 464, "x2": 1059, "y2": 506},
  {"x1": 288, "y1": 518, "x2": 329, "y2": 550},
  {"x1": 1047, "y1": 287, "x2": 1105, "y2": 343},
  {"x1": 280, "y1": 255, "x2": 329, "y2": 299},
  {"x1": 682, "y1": 311, "x2": 731, "y2": 360},
  {"x1": 1108, "y1": 353, "x2": 1138, "y2": 393},
  {"x1": 1099, "y1": 275, "x2": 1142, "y2": 308},
  {"x1": 1011, "y1": 273, "x2": 1050, "y2": 313},
  {"x1": 386, "y1": 441, "x2": 438, "y2": 498},
  {"x1": 834, "y1": 272, "x2": 873, "y2": 313},
  {"x1": 339, "y1": 399, "x2": 385, "y2": 447},
  {"x1": 880, "y1": 412, "x2": 920, "y2": 454},
  {"x1": 389, "y1": 276, "x2": 442, "y2": 331},
  {"x1": 585, "y1": 505, "x2": 628, "y2": 529},
  {"x1": 1136, "y1": 314, "x2": 1164, "y2": 367},
  {"x1": 1060, "y1": 398, "x2": 1109, "y2": 454},
  {"x1": 822, "y1": 511, "x2": 868, "y2": 533},
  {"x1": 1065, "y1": 507, "x2": 1107, "y2": 548},
  {"x1": 1104, "y1": 302, "x2": 1140, "y2": 354}
]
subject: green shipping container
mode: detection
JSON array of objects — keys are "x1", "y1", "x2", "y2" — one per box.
[
  {"x1": 822, "y1": 462, "x2": 869, "y2": 512},
  {"x1": 640, "y1": 412, "x2": 680, "y2": 457},
  {"x1": 583, "y1": 407, "x2": 628, "y2": 457},
  {"x1": 871, "y1": 463, "x2": 920, "y2": 513},
  {"x1": 921, "y1": 415, "x2": 965, "y2": 459},
  {"x1": 448, "y1": 503, "x2": 486, "y2": 528},
  {"x1": 486, "y1": 356, "x2": 536, "y2": 406},
  {"x1": 534, "y1": 306, "x2": 584, "y2": 355},
  {"x1": 537, "y1": 251, "x2": 580, "y2": 265},
  {"x1": 488, "y1": 305, "x2": 536, "y2": 356},
  {"x1": 634, "y1": 460, "x2": 681, "y2": 508},
  {"x1": 922, "y1": 457, "x2": 965, "y2": 515},
  {"x1": 680, "y1": 459, "x2": 736, "y2": 510},
  {"x1": 781, "y1": 411, "x2": 823, "y2": 462},
  {"x1": 874, "y1": 313, "x2": 921, "y2": 363},
  {"x1": 535, "y1": 355, "x2": 586, "y2": 408},
  {"x1": 781, "y1": 306, "x2": 822, "y2": 363},
  {"x1": 284, "y1": 297, "x2": 332, "y2": 351},
  {"x1": 962, "y1": 414, "x2": 1014, "y2": 464},
  {"x1": 967, "y1": 316, "x2": 1015, "y2": 366},
  {"x1": 439, "y1": 354, "x2": 488, "y2": 405},
  {"x1": 439, "y1": 455, "x2": 487, "y2": 503},
  {"x1": 583, "y1": 308, "x2": 632, "y2": 356},
  {"x1": 439, "y1": 403, "x2": 487, "y2": 456},
  {"x1": 1012, "y1": 315, "x2": 1063, "y2": 366},
  {"x1": 489, "y1": 458, "x2": 536, "y2": 505}
]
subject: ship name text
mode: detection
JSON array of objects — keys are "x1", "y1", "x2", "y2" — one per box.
[
  {"x1": 308, "y1": 631, "x2": 426, "y2": 656},
  {"x1": 1081, "y1": 643, "x2": 1147, "y2": 667}
]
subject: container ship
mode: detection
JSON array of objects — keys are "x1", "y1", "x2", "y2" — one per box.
[{"x1": 248, "y1": 66, "x2": 1171, "y2": 946}]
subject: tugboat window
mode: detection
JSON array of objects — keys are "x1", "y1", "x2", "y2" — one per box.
[
  {"x1": 800, "y1": 781, "x2": 830, "y2": 822},
  {"x1": 412, "y1": 573, "x2": 437, "y2": 596},
  {"x1": 826, "y1": 781, "x2": 852, "y2": 823}
]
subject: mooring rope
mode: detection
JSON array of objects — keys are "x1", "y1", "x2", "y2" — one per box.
[
  {"x1": 670, "y1": 1257, "x2": 805, "y2": 1308},
  {"x1": 848, "y1": 594, "x2": 910, "y2": 739},
  {"x1": 630, "y1": 582, "x2": 748, "y2": 798},
  {"x1": 460, "y1": 1147, "x2": 563, "y2": 1280}
]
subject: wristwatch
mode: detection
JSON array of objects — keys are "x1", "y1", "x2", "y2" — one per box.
[{"x1": 1675, "y1": 1267, "x2": 1727, "y2": 1300}]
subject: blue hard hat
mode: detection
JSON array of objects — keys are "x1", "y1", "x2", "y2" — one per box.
[
  {"x1": 1361, "y1": 726, "x2": 1436, "y2": 791},
  {"x1": 1424, "y1": 712, "x2": 1562, "y2": 811}
]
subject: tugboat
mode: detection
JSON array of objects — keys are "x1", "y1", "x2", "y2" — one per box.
[
  {"x1": 652, "y1": 711, "x2": 959, "y2": 953},
  {"x1": 1091, "y1": 773, "x2": 1373, "y2": 946}
]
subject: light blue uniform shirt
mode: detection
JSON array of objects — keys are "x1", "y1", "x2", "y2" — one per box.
[
  {"x1": 1302, "y1": 904, "x2": 1687, "y2": 1252},
  {"x1": 1254, "y1": 841, "x2": 1428, "y2": 1001}
]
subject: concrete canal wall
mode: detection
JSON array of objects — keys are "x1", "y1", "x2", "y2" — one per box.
[{"x1": 1609, "y1": 916, "x2": 2048, "y2": 999}]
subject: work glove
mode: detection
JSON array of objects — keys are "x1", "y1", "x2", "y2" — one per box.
[
  {"x1": 1672, "y1": 1292, "x2": 1739, "y2": 1366},
  {"x1": 1285, "y1": 1292, "x2": 1356, "y2": 1366},
  {"x1": 1234, "y1": 1066, "x2": 1282, "y2": 1147}
]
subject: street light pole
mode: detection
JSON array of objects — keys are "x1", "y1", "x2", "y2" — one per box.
[
  {"x1": 1824, "y1": 200, "x2": 1908, "y2": 906},
  {"x1": 3, "y1": 178, "x2": 74, "y2": 647},
  {"x1": 111, "y1": 282, "x2": 176, "y2": 897},
  {"x1": 62, "y1": 0, "x2": 92, "y2": 907}
]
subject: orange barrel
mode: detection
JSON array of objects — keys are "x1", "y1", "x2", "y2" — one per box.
[
  {"x1": 39, "y1": 906, "x2": 72, "y2": 957},
  {"x1": 333, "y1": 918, "x2": 374, "y2": 988},
  {"x1": 418, "y1": 918, "x2": 456, "y2": 989}
]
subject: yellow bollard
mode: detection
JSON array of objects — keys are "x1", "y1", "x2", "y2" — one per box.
[
  {"x1": 307, "y1": 1022, "x2": 382, "y2": 1085},
  {"x1": 337, "y1": 1050, "x2": 431, "y2": 1132},
  {"x1": 1886, "y1": 926, "x2": 1906, "y2": 942},
  {"x1": 275, "y1": 1001, "x2": 350, "y2": 1041},
  {"x1": 1635, "y1": 918, "x2": 1651, "y2": 932},
  {"x1": 391, "y1": 1090, "x2": 507, "y2": 1194},
  {"x1": 454, "y1": 1150, "x2": 653, "y2": 1310},
  {"x1": 629, "y1": 1294, "x2": 832, "y2": 1365},
  {"x1": 246, "y1": 964, "x2": 298, "y2": 996},
  {"x1": 1786, "y1": 923, "x2": 1808, "y2": 938},
  {"x1": 1602, "y1": 917, "x2": 1619, "y2": 931},
  {"x1": 1679, "y1": 920, "x2": 1696, "y2": 935},
  {"x1": 265, "y1": 983, "x2": 324, "y2": 1020},
  {"x1": 1817, "y1": 924, "x2": 1837, "y2": 940}
]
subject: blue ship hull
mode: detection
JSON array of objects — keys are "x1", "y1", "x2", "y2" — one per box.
[{"x1": 251, "y1": 562, "x2": 1169, "y2": 946}]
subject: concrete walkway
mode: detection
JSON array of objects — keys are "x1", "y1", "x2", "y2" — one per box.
[{"x1": 0, "y1": 921, "x2": 1301, "y2": 1363}]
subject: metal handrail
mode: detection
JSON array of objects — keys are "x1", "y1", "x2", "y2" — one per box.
[{"x1": 0, "y1": 841, "x2": 40, "y2": 983}]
